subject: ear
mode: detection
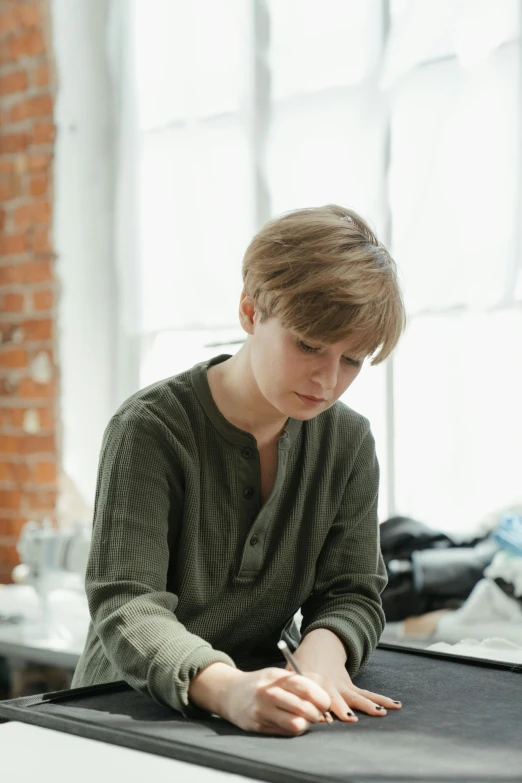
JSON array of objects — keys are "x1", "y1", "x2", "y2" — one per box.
[{"x1": 239, "y1": 291, "x2": 257, "y2": 335}]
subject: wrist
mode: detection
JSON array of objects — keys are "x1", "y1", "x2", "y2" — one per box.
[
  {"x1": 188, "y1": 661, "x2": 244, "y2": 717},
  {"x1": 295, "y1": 629, "x2": 348, "y2": 669}
]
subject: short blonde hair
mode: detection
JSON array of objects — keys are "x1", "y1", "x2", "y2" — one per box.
[{"x1": 242, "y1": 204, "x2": 406, "y2": 365}]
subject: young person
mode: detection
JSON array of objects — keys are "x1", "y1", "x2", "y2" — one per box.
[{"x1": 72, "y1": 204, "x2": 406, "y2": 737}]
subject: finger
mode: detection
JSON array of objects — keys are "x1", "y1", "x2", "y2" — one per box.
[
  {"x1": 355, "y1": 688, "x2": 402, "y2": 709},
  {"x1": 260, "y1": 710, "x2": 311, "y2": 736},
  {"x1": 257, "y1": 721, "x2": 296, "y2": 737},
  {"x1": 267, "y1": 684, "x2": 325, "y2": 724},
  {"x1": 342, "y1": 691, "x2": 388, "y2": 717},
  {"x1": 328, "y1": 691, "x2": 359, "y2": 723},
  {"x1": 280, "y1": 673, "x2": 331, "y2": 715}
]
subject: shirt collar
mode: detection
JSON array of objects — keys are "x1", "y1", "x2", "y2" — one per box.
[{"x1": 190, "y1": 353, "x2": 302, "y2": 449}]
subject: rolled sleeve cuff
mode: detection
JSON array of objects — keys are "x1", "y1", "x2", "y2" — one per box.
[{"x1": 149, "y1": 643, "x2": 238, "y2": 718}]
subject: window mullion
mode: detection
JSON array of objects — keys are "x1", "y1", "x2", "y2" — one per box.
[
  {"x1": 250, "y1": 0, "x2": 272, "y2": 230},
  {"x1": 381, "y1": 0, "x2": 396, "y2": 518}
]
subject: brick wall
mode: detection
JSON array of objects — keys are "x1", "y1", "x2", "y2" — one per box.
[{"x1": 0, "y1": 0, "x2": 58, "y2": 584}]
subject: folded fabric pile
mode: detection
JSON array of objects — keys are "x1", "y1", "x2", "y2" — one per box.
[{"x1": 381, "y1": 512, "x2": 522, "y2": 654}]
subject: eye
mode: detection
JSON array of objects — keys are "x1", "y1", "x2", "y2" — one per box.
[
  {"x1": 344, "y1": 357, "x2": 362, "y2": 368},
  {"x1": 296, "y1": 340, "x2": 319, "y2": 354},
  {"x1": 296, "y1": 339, "x2": 361, "y2": 368}
]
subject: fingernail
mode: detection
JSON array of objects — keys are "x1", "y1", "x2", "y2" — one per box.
[
  {"x1": 393, "y1": 701, "x2": 401, "y2": 705},
  {"x1": 375, "y1": 706, "x2": 384, "y2": 711},
  {"x1": 346, "y1": 711, "x2": 355, "y2": 717}
]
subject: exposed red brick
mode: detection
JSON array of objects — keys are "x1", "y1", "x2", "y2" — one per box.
[
  {"x1": 25, "y1": 489, "x2": 57, "y2": 510},
  {"x1": 0, "y1": 0, "x2": 57, "y2": 584},
  {"x1": 18, "y1": 4, "x2": 43, "y2": 29},
  {"x1": 0, "y1": 293, "x2": 25, "y2": 313},
  {"x1": 21, "y1": 434, "x2": 55, "y2": 455},
  {"x1": 0, "y1": 544, "x2": 21, "y2": 566},
  {"x1": 9, "y1": 94, "x2": 52, "y2": 123},
  {"x1": 29, "y1": 172, "x2": 48, "y2": 196},
  {"x1": 6, "y1": 409, "x2": 25, "y2": 428},
  {"x1": 26, "y1": 152, "x2": 52, "y2": 171},
  {"x1": 0, "y1": 490, "x2": 22, "y2": 510},
  {"x1": 31, "y1": 287, "x2": 53, "y2": 310},
  {"x1": 0, "y1": 435, "x2": 20, "y2": 453},
  {"x1": 21, "y1": 317, "x2": 53, "y2": 341},
  {"x1": 13, "y1": 199, "x2": 51, "y2": 227},
  {"x1": 4, "y1": 408, "x2": 26, "y2": 428},
  {"x1": 0, "y1": 232, "x2": 26, "y2": 255},
  {"x1": 31, "y1": 228, "x2": 52, "y2": 253},
  {"x1": 0, "y1": 348, "x2": 28, "y2": 369},
  {"x1": 26, "y1": 258, "x2": 54, "y2": 283},
  {"x1": 0, "y1": 377, "x2": 19, "y2": 397},
  {"x1": 0, "y1": 259, "x2": 53, "y2": 286},
  {"x1": 31, "y1": 120, "x2": 55, "y2": 145},
  {"x1": 7, "y1": 29, "x2": 46, "y2": 62},
  {"x1": 18, "y1": 377, "x2": 57, "y2": 398},
  {"x1": 0, "y1": 69, "x2": 28, "y2": 95},
  {"x1": 34, "y1": 62, "x2": 49, "y2": 86},
  {"x1": 0, "y1": 264, "x2": 23, "y2": 285},
  {"x1": 0, "y1": 518, "x2": 27, "y2": 537},
  {"x1": 0, "y1": 175, "x2": 17, "y2": 202},
  {"x1": 33, "y1": 460, "x2": 56, "y2": 483},
  {"x1": 0, "y1": 7, "x2": 19, "y2": 37},
  {"x1": 0, "y1": 132, "x2": 28, "y2": 154},
  {"x1": 37, "y1": 406, "x2": 55, "y2": 429}
]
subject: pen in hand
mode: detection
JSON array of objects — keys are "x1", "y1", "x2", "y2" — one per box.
[{"x1": 277, "y1": 640, "x2": 334, "y2": 724}]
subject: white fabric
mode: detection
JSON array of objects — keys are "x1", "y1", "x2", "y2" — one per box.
[
  {"x1": 427, "y1": 638, "x2": 522, "y2": 665},
  {"x1": 433, "y1": 579, "x2": 522, "y2": 646},
  {"x1": 381, "y1": 578, "x2": 522, "y2": 650},
  {"x1": 484, "y1": 551, "x2": 522, "y2": 598}
]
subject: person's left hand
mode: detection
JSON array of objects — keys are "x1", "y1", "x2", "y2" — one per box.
[{"x1": 285, "y1": 664, "x2": 402, "y2": 722}]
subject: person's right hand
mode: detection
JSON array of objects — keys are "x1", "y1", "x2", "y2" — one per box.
[{"x1": 220, "y1": 666, "x2": 332, "y2": 736}]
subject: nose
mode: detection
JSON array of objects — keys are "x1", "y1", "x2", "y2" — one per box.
[{"x1": 310, "y1": 356, "x2": 338, "y2": 395}]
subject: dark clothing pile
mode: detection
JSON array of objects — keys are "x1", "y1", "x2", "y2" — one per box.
[{"x1": 380, "y1": 516, "x2": 500, "y2": 621}]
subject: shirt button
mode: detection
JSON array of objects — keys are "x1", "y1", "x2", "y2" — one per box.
[
  {"x1": 243, "y1": 487, "x2": 254, "y2": 499},
  {"x1": 250, "y1": 535, "x2": 259, "y2": 546},
  {"x1": 242, "y1": 447, "x2": 254, "y2": 459}
]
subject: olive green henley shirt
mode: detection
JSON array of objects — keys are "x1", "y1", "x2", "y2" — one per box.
[{"x1": 71, "y1": 353, "x2": 388, "y2": 718}]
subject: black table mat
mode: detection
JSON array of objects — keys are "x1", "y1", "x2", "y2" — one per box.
[{"x1": 1, "y1": 645, "x2": 521, "y2": 783}]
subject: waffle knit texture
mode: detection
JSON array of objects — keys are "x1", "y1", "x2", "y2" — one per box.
[{"x1": 71, "y1": 354, "x2": 388, "y2": 718}]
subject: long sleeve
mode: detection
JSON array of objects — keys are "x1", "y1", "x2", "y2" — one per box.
[
  {"x1": 299, "y1": 426, "x2": 388, "y2": 678},
  {"x1": 84, "y1": 410, "x2": 237, "y2": 716}
]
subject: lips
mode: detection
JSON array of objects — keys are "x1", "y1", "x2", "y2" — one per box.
[{"x1": 299, "y1": 394, "x2": 325, "y2": 401}]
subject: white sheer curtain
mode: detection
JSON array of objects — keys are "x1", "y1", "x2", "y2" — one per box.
[{"x1": 121, "y1": 0, "x2": 522, "y2": 532}]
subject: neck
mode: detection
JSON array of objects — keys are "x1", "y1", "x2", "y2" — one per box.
[{"x1": 209, "y1": 346, "x2": 288, "y2": 440}]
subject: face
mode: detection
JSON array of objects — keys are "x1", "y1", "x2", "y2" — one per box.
[{"x1": 241, "y1": 296, "x2": 365, "y2": 420}]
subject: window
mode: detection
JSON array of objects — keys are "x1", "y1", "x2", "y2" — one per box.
[{"x1": 124, "y1": 0, "x2": 522, "y2": 531}]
